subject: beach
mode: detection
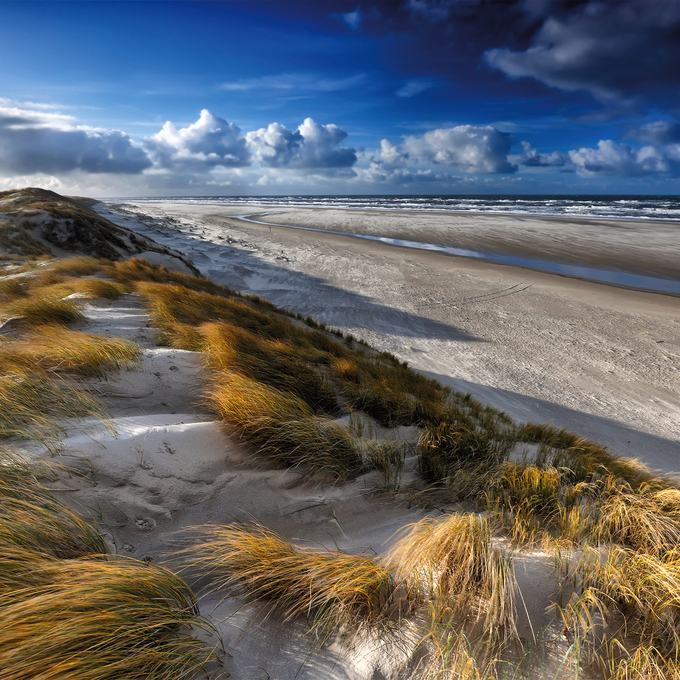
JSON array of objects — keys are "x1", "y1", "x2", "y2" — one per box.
[
  {"x1": 99, "y1": 201, "x2": 680, "y2": 478},
  {"x1": 4, "y1": 195, "x2": 679, "y2": 679}
]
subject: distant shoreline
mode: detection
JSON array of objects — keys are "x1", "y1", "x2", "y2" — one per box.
[
  {"x1": 101, "y1": 194, "x2": 680, "y2": 224},
  {"x1": 225, "y1": 210, "x2": 680, "y2": 296}
]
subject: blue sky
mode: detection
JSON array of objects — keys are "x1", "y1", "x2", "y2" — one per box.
[{"x1": 1, "y1": 0, "x2": 679, "y2": 196}]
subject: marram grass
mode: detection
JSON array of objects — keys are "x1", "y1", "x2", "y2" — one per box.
[
  {"x1": 206, "y1": 371, "x2": 363, "y2": 481},
  {"x1": 0, "y1": 325, "x2": 140, "y2": 377},
  {"x1": 1, "y1": 294, "x2": 85, "y2": 326},
  {"x1": 0, "y1": 554, "x2": 217, "y2": 680},
  {"x1": 188, "y1": 523, "x2": 410, "y2": 638},
  {"x1": 0, "y1": 366, "x2": 104, "y2": 439},
  {"x1": 389, "y1": 512, "x2": 516, "y2": 645},
  {"x1": 7, "y1": 256, "x2": 680, "y2": 678},
  {"x1": 0, "y1": 454, "x2": 217, "y2": 680}
]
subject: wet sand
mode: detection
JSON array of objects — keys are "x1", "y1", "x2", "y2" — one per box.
[{"x1": 246, "y1": 207, "x2": 680, "y2": 282}]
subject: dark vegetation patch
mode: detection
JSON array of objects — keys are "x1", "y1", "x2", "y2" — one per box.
[{"x1": 0, "y1": 188, "x2": 197, "y2": 273}]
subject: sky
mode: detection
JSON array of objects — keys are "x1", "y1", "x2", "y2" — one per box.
[{"x1": 1, "y1": 0, "x2": 679, "y2": 197}]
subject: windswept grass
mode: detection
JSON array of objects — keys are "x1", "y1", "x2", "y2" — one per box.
[
  {"x1": 0, "y1": 366, "x2": 104, "y2": 439},
  {"x1": 0, "y1": 278, "x2": 27, "y2": 299},
  {"x1": 189, "y1": 522, "x2": 409, "y2": 638},
  {"x1": 390, "y1": 513, "x2": 516, "y2": 644},
  {"x1": 0, "y1": 554, "x2": 216, "y2": 680},
  {"x1": 7, "y1": 254, "x2": 676, "y2": 678},
  {"x1": 0, "y1": 451, "x2": 108, "y2": 559},
  {"x1": 0, "y1": 326, "x2": 140, "y2": 377},
  {"x1": 0, "y1": 453, "x2": 217, "y2": 680},
  {"x1": 516, "y1": 423, "x2": 662, "y2": 490},
  {"x1": 206, "y1": 372, "x2": 362, "y2": 481},
  {"x1": 487, "y1": 463, "x2": 680, "y2": 552},
  {"x1": 1, "y1": 293, "x2": 85, "y2": 326},
  {"x1": 201, "y1": 321, "x2": 340, "y2": 414}
]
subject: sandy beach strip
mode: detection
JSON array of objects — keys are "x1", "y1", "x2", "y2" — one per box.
[{"x1": 98, "y1": 201, "x2": 680, "y2": 479}]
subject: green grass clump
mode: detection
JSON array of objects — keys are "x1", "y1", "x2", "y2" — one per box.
[
  {"x1": 418, "y1": 420, "x2": 509, "y2": 487},
  {"x1": 189, "y1": 522, "x2": 408, "y2": 637},
  {"x1": 0, "y1": 219, "x2": 53, "y2": 257}
]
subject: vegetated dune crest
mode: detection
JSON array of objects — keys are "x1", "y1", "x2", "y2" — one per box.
[{"x1": 1, "y1": 191, "x2": 679, "y2": 680}]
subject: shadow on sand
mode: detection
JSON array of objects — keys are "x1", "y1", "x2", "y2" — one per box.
[
  {"x1": 423, "y1": 369, "x2": 680, "y2": 481},
  {"x1": 103, "y1": 204, "x2": 484, "y2": 344}
]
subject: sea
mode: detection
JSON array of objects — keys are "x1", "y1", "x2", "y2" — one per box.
[{"x1": 126, "y1": 194, "x2": 680, "y2": 222}]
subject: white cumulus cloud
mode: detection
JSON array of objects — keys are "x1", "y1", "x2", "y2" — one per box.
[
  {"x1": 145, "y1": 110, "x2": 250, "y2": 171},
  {"x1": 246, "y1": 118, "x2": 357, "y2": 173},
  {"x1": 518, "y1": 141, "x2": 567, "y2": 167},
  {"x1": 569, "y1": 140, "x2": 671, "y2": 177},
  {"x1": 401, "y1": 125, "x2": 516, "y2": 173}
]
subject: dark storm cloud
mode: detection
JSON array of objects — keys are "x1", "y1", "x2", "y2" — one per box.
[
  {"x1": 0, "y1": 107, "x2": 151, "y2": 175},
  {"x1": 625, "y1": 121, "x2": 680, "y2": 146},
  {"x1": 484, "y1": 1, "x2": 680, "y2": 104}
]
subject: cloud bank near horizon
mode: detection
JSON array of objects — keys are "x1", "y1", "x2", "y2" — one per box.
[{"x1": 1, "y1": 102, "x2": 679, "y2": 195}]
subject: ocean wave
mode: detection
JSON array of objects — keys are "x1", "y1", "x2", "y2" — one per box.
[{"x1": 118, "y1": 194, "x2": 680, "y2": 222}]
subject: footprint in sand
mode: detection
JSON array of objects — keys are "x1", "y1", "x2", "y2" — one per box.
[{"x1": 134, "y1": 517, "x2": 156, "y2": 531}]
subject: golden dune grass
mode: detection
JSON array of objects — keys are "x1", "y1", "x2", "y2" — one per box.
[
  {"x1": 188, "y1": 522, "x2": 408, "y2": 638},
  {"x1": 0, "y1": 325, "x2": 139, "y2": 377},
  {"x1": 0, "y1": 453, "x2": 216, "y2": 680}
]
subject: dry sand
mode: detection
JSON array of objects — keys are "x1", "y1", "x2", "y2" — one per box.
[
  {"x1": 98, "y1": 201, "x2": 680, "y2": 478},
  {"x1": 10, "y1": 201, "x2": 677, "y2": 679}
]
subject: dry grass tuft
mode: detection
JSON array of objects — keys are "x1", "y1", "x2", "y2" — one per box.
[
  {"x1": 0, "y1": 554, "x2": 216, "y2": 680},
  {"x1": 188, "y1": 522, "x2": 410, "y2": 638},
  {"x1": 0, "y1": 451, "x2": 109, "y2": 558},
  {"x1": 0, "y1": 365, "x2": 104, "y2": 439},
  {"x1": 390, "y1": 513, "x2": 516, "y2": 643},
  {"x1": 2, "y1": 293, "x2": 85, "y2": 326},
  {"x1": 0, "y1": 452, "x2": 216, "y2": 680},
  {"x1": 0, "y1": 278, "x2": 27, "y2": 299},
  {"x1": 206, "y1": 372, "x2": 362, "y2": 481},
  {"x1": 201, "y1": 321, "x2": 340, "y2": 414},
  {"x1": 0, "y1": 325, "x2": 140, "y2": 377}
]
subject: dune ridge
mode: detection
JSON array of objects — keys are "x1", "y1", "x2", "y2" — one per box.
[{"x1": 0, "y1": 192, "x2": 678, "y2": 679}]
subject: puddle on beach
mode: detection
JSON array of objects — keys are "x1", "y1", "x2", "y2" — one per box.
[{"x1": 230, "y1": 212, "x2": 680, "y2": 296}]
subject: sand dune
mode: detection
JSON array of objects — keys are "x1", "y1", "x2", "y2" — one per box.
[{"x1": 2, "y1": 198, "x2": 678, "y2": 679}]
